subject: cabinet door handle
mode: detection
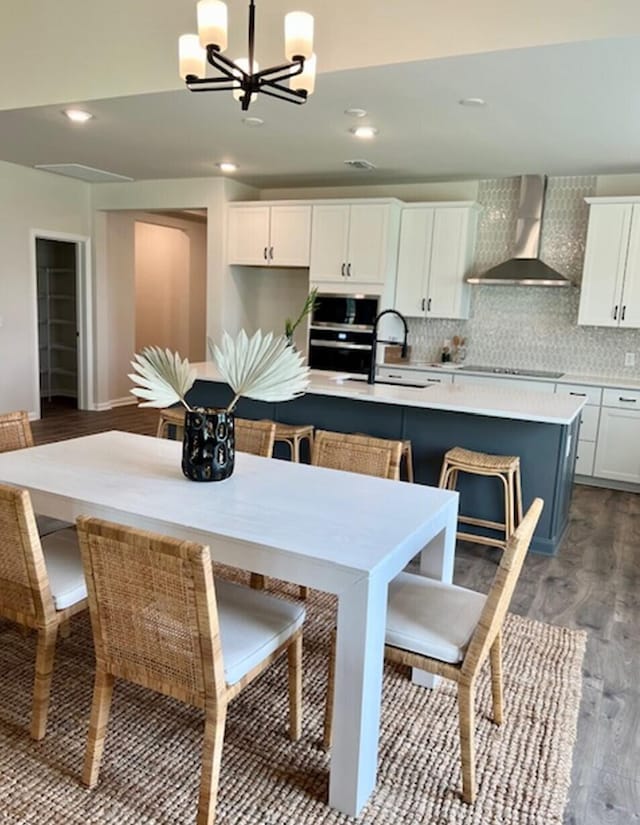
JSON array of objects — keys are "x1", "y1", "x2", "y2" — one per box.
[
  {"x1": 426, "y1": 378, "x2": 441, "y2": 383},
  {"x1": 421, "y1": 298, "x2": 426, "y2": 312},
  {"x1": 569, "y1": 392, "x2": 587, "y2": 397},
  {"x1": 388, "y1": 373, "x2": 402, "y2": 379},
  {"x1": 427, "y1": 297, "x2": 432, "y2": 312},
  {"x1": 613, "y1": 305, "x2": 618, "y2": 320},
  {"x1": 621, "y1": 305, "x2": 626, "y2": 321},
  {"x1": 269, "y1": 246, "x2": 274, "y2": 260},
  {"x1": 264, "y1": 247, "x2": 268, "y2": 260},
  {"x1": 618, "y1": 396, "x2": 637, "y2": 403},
  {"x1": 347, "y1": 263, "x2": 352, "y2": 277},
  {"x1": 341, "y1": 262, "x2": 346, "y2": 277}
]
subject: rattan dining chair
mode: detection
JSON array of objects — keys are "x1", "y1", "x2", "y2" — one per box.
[
  {"x1": 235, "y1": 418, "x2": 276, "y2": 458},
  {"x1": 0, "y1": 483, "x2": 88, "y2": 739},
  {"x1": 311, "y1": 429, "x2": 404, "y2": 481},
  {"x1": 0, "y1": 411, "x2": 71, "y2": 537},
  {"x1": 76, "y1": 517, "x2": 305, "y2": 825},
  {"x1": 323, "y1": 497, "x2": 543, "y2": 804}
]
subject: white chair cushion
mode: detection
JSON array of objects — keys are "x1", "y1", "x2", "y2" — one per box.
[
  {"x1": 41, "y1": 528, "x2": 88, "y2": 611},
  {"x1": 215, "y1": 579, "x2": 305, "y2": 686},
  {"x1": 36, "y1": 514, "x2": 73, "y2": 537},
  {"x1": 386, "y1": 572, "x2": 486, "y2": 664}
]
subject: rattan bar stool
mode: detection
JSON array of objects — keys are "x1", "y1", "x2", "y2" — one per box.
[
  {"x1": 273, "y1": 423, "x2": 314, "y2": 464},
  {"x1": 401, "y1": 440, "x2": 414, "y2": 483},
  {"x1": 438, "y1": 446, "x2": 523, "y2": 550},
  {"x1": 156, "y1": 407, "x2": 185, "y2": 440}
]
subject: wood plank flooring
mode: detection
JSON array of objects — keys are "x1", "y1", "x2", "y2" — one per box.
[{"x1": 29, "y1": 401, "x2": 640, "y2": 823}]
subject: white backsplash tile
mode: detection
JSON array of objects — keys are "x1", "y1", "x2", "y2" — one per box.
[{"x1": 407, "y1": 175, "x2": 640, "y2": 379}]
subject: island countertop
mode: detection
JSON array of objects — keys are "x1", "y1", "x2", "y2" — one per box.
[{"x1": 192, "y1": 363, "x2": 585, "y2": 425}]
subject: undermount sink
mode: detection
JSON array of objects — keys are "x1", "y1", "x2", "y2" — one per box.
[{"x1": 345, "y1": 377, "x2": 432, "y2": 390}]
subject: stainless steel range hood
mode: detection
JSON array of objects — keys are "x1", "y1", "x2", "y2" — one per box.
[{"x1": 467, "y1": 175, "x2": 573, "y2": 287}]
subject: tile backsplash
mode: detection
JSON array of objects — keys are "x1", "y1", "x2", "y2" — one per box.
[{"x1": 407, "y1": 175, "x2": 640, "y2": 378}]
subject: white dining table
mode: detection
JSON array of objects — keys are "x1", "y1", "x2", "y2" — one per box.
[{"x1": 0, "y1": 430, "x2": 458, "y2": 817}]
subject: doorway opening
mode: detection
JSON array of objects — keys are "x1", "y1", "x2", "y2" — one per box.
[{"x1": 33, "y1": 231, "x2": 93, "y2": 419}]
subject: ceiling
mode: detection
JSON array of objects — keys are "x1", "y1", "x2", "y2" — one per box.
[{"x1": 1, "y1": 2, "x2": 640, "y2": 188}]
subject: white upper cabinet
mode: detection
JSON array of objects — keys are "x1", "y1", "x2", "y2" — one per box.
[
  {"x1": 309, "y1": 201, "x2": 401, "y2": 290},
  {"x1": 227, "y1": 203, "x2": 311, "y2": 267},
  {"x1": 394, "y1": 203, "x2": 479, "y2": 319},
  {"x1": 578, "y1": 198, "x2": 640, "y2": 328}
]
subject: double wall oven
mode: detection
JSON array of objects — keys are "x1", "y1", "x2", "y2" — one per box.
[{"x1": 308, "y1": 293, "x2": 378, "y2": 374}]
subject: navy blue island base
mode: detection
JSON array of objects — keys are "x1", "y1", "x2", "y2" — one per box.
[{"x1": 186, "y1": 379, "x2": 580, "y2": 556}]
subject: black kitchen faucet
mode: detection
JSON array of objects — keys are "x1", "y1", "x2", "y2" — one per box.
[{"x1": 367, "y1": 309, "x2": 409, "y2": 385}]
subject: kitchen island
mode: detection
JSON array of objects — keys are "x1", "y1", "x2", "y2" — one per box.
[{"x1": 187, "y1": 364, "x2": 585, "y2": 555}]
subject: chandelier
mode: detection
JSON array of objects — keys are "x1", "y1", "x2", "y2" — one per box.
[{"x1": 179, "y1": 1, "x2": 316, "y2": 111}]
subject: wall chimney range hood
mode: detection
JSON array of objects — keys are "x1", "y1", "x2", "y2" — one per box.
[{"x1": 467, "y1": 175, "x2": 573, "y2": 287}]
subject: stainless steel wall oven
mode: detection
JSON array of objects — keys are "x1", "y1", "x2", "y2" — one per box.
[{"x1": 308, "y1": 294, "x2": 378, "y2": 374}]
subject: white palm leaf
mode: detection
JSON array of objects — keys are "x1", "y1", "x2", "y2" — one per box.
[
  {"x1": 129, "y1": 346, "x2": 196, "y2": 408},
  {"x1": 210, "y1": 330, "x2": 309, "y2": 411}
]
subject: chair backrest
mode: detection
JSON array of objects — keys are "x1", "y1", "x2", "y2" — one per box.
[
  {"x1": 311, "y1": 430, "x2": 403, "y2": 480},
  {"x1": 76, "y1": 517, "x2": 225, "y2": 709},
  {"x1": 0, "y1": 411, "x2": 34, "y2": 452},
  {"x1": 0, "y1": 483, "x2": 55, "y2": 627},
  {"x1": 461, "y1": 497, "x2": 544, "y2": 680},
  {"x1": 235, "y1": 418, "x2": 276, "y2": 458}
]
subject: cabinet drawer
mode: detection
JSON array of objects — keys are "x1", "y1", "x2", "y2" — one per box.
[
  {"x1": 377, "y1": 367, "x2": 454, "y2": 385},
  {"x1": 602, "y1": 387, "x2": 640, "y2": 409},
  {"x1": 578, "y1": 404, "x2": 600, "y2": 442},
  {"x1": 575, "y1": 440, "x2": 596, "y2": 476},
  {"x1": 453, "y1": 374, "x2": 556, "y2": 393},
  {"x1": 556, "y1": 383, "x2": 602, "y2": 406}
]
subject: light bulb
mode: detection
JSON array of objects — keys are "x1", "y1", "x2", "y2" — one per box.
[
  {"x1": 284, "y1": 11, "x2": 314, "y2": 60},
  {"x1": 179, "y1": 34, "x2": 206, "y2": 79},
  {"x1": 197, "y1": 0, "x2": 228, "y2": 51}
]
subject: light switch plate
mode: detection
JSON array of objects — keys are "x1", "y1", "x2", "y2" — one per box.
[{"x1": 625, "y1": 352, "x2": 636, "y2": 367}]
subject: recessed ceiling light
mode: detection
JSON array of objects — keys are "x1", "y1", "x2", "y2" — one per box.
[
  {"x1": 242, "y1": 117, "x2": 264, "y2": 127},
  {"x1": 344, "y1": 107, "x2": 368, "y2": 118},
  {"x1": 349, "y1": 126, "x2": 378, "y2": 139},
  {"x1": 459, "y1": 97, "x2": 486, "y2": 107},
  {"x1": 63, "y1": 108, "x2": 94, "y2": 123},
  {"x1": 217, "y1": 162, "x2": 238, "y2": 173}
]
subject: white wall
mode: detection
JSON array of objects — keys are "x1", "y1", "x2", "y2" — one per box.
[
  {"x1": 0, "y1": 161, "x2": 89, "y2": 416},
  {"x1": 134, "y1": 220, "x2": 206, "y2": 359},
  {"x1": 258, "y1": 181, "x2": 479, "y2": 203}
]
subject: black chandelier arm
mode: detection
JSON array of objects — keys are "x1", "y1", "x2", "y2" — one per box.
[
  {"x1": 187, "y1": 81, "x2": 240, "y2": 93},
  {"x1": 258, "y1": 84, "x2": 307, "y2": 105},
  {"x1": 254, "y1": 58, "x2": 304, "y2": 83},
  {"x1": 207, "y1": 49, "x2": 249, "y2": 82}
]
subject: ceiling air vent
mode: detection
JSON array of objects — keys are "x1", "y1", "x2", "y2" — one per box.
[
  {"x1": 344, "y1": 159, "x2": 376, "y2": 171},
  {"x1": 34, "y1": 163, "x2": 134, "y2": 183}
]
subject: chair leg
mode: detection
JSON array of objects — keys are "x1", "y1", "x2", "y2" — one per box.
[
  {"x1": 82, "y1": 668, "x2": 116, "y2": 787},
  {"x1": 322, "y1": 629, "x2": 337, "y2": 750},
  {"x1": 458, "y1": 680, "x2": 477, "y2": 804},
  {"x1": 489, "y1": 632, "x2": 503, "y2": 725},
  {"x1": 59, "y1": 619, "x2": 71, "y2": 639},
  {"x1": 292, "y1": 437, "x2": 301, "y2": 464},
  {"x1": 298, "y1": 585, "x2": 308, "y2": 600},
  {"x1": 437, "y1": 459, "x2": 450, "y2": 488},
  {"x1": 404, "y1": 445, "x2": 414, "y2": 483},
  {"x1": 287, "y1": 632, "x2": 302, "y2": 741},
  {"x1": 197, "y1": 702, "x2": 227, "y2": 825},
  {"x1": 31, "y1": 625, "x2": 59, "y2": 740},
  {"x1": 515, "y1": 464, "x2": 524, "y2": 527},
  {"x1": 250, "y1": 573, "x2": 265, "y2": 590}
]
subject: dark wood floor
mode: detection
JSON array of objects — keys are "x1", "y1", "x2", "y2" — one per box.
[{"x1": 30, "y1": 401, "x2": 640, "y2": 824}]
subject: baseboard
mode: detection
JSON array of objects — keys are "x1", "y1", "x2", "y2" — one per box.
[
  {"x1": 575, "y1": 476, "x2": 640, "y2": 494},
  {"x1": 94, "y1": 396, "x2": 138, "y2": 412}
]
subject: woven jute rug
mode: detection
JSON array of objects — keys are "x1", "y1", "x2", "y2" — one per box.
[{"x1": 0, "y1": 576, "x2": 586, "y2": 825}]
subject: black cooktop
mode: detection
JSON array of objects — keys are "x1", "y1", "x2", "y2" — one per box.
[{"x1": 459, "y1": 365, "x2": 564, "y2": 379}]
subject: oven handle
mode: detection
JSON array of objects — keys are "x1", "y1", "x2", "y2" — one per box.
[
  {"x1": 310, "y1": 323, "x2": 374, "y2": 332},
  {"x1": 309, "y1": 340, "x2": 373, "y2": 351}
]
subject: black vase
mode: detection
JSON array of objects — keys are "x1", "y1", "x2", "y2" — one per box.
[{"x1": 182, "y1": 408, "x2": 235, "y2": 482}]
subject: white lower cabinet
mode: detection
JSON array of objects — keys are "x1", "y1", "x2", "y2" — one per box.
[
  {"x1": 555, "y1": 383, "x2": 602, "y2": 477},
  {"x1": 594, "y1": 407, "x2": 640, "y2": 483},
  {"x1": 594, "y1": 394, "x2": 640, "y2": 483}
]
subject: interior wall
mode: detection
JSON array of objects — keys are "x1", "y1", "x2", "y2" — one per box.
[
  {"x1": 0, "y1": 161, "x2": 89, "y2": 416},
  {"x1": 135, "y1": 222, "x2": 191, "y2": 354}
]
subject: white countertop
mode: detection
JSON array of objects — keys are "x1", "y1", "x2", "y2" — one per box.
[
  {"x1": 384, "y1": 360, "x2": 640, "y2": 391},
  {"x1": 193, "y1": 362, "x2": 584, "y2": 425}
]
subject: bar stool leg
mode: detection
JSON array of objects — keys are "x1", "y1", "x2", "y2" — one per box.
[
  {"x1": 293, "y1": 437, "x2": 301, "y2": 464},
  {"x1": 515, "y1": 464, "x2": 524, "y2": 526}
]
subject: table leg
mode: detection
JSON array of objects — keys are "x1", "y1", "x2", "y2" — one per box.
[{"x1": 328, "y1": 574, "x2": 387, "y2": 817}]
